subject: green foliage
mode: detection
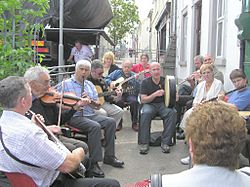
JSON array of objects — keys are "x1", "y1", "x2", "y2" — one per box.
[
  {"x1": 0, "y1": 0, "x2": 49, "y2": 80},
  {"x1": 107, "y1": 0, "x2": 140, "y2": 47}
]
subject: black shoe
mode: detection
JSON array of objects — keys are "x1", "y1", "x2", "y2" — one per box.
[
  {"x1": 140, "y1": 144, "x2": 149, "y2": 154},
  {"x1": 161, "y1": 143, "x2": 170, "y2": 153},
  {"x1": 116, "y1": 119, "x2": 123, "y2": 131},
  {"x1": 87, "y1": 163, "x2": 105, "y2": 178},
  {"x1": 132, "y1": 123, "x2": 139, "y2": 132},
  {"x1": 103, "y1": 156, "x2": 124, "y2": 168},
  {"x1": 177, "y1": 132, "x2": 185, "y2": 140}
]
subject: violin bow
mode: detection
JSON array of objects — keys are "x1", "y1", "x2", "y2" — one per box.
[
  {"x1": 81, "y1": 77, "x2": 85, "y2": 116},
  {"x1": 57, "y1": 79, "x2": 65, "y2": 127}
]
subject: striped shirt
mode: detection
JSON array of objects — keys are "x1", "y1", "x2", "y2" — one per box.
[
  {"x1": 0, "y1": 111, "x2": 67, "y2": 187},
  {"x1": 60, "y1": 76, "x2": 98, "y2": 117}
]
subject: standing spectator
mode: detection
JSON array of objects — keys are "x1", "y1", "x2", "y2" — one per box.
[
  {"x1": 67, "y1": 40, "x2": 93, "y2": 63},
  {"x1": 162, "y1": 102, "x2": 250, "y2": 187},
  {"x1": 139, "y1": 62, "x2": 177, "y2": 154},
  {"x1": 102, "y1": 51, "x2": 120, "y2": 78}
]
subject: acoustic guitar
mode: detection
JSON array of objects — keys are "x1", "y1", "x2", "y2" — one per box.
[
  {"x1": 95, "y1": 85, "x2": 134, "y2": 105},
  {"x1": 111, "y1": 70, "x2": 150, "y2": 90}
]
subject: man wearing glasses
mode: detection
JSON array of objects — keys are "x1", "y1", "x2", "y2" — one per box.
[{"x1": 87, "y1": 59, "x2": 124, "y2": 131}]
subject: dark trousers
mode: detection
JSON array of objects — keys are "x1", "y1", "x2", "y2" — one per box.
[
  {"x1": 175, "y1": 95, "x2": 193, "y2": 125},
  {"x1": 139, "y1": 103, "x2": 177, "y2": 145},
  {"x1": 69, "y1": 114, "x2": 116, "y2": 163},
  {"x1": 116, "y1": 95, "x2": 139, "y2": 124}
]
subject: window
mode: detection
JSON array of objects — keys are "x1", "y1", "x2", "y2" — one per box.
[
  {"x1": 179, "y1": 12, "x2": 188, "y2": 65},
  {"x1": 215, "y1": 0, "x2": 225, "y2": 57}
]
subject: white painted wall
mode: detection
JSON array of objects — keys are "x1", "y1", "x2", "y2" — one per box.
[{"x1": 175, "y1": 0, "x2": 242, "y2": 91}]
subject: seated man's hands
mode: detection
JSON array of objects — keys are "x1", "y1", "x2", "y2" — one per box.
[
  {"x1": 154, "y1": 89, "x2": 165, "y2": 97},
  {"x1": 73, "y1": 98, "x2": 91, "y2": 110},
  {"x1": 47, "y1": 125, "x2": 62, "y2": 135}
]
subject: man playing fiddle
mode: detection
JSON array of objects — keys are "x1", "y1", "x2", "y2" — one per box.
[
  {"x1": 60, "y1": 59, "x2": 124, "y2": 178},
  {"x1": 0, "y1": 76, "x2": 120, "y2": 187},
  {"x1": 24, "y1": 66, "x2": 93, "y2": 176}
]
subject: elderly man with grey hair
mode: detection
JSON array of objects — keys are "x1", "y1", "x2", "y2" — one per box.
[{"x1": 59, "y1": 59, "x2": 124, "y2": 178}]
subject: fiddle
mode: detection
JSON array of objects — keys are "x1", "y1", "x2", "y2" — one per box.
[{"x1": 40, "y1": 89, "x2": 82, "y2": 107}]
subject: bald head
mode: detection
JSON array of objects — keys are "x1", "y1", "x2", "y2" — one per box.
[
  {"x1": 150, "y1": 62, "x2": 161, "y2": 69},
  {"x1": 122, "y1": 59, "x2": 132, "y2": 76},
  {"x1": 203, "y1": 54, "x2": 214, "y2": 64}
]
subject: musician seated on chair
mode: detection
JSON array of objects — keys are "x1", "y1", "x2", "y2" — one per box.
[
  {"x1": 105, "y1": 59, "x2": 140, "y2": 132},
  {"x1": 162, "y1": 102, "x2": 250, "y2": 187},
  {"x1": 138, "y1": 62, "x2": 177, "y2": 155},
  {"x1": 180, "y1": 64, "x2": 224, "y2": 165},
  {"x1": 88, "y1": 59, "x2": 124, "y2": 131},
  {"x1": 0, "y1": 76, "x2": 120, "y2": 187},
  {"x1": 24, "y1": 66, "x2": 95, "y2": 177},
  {"x1": 58, "y1": 59, "x2": 124, "y2": 178},
  {"x1": 176, "y1": 55, "x2": 203, "y2": 135},
  {"x1": 218, "y1": 69, "x2": 250, "y2": 111}
]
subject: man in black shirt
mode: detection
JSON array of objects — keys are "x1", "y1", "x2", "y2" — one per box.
[{"x1": 139, "y1": 62, "x2": 176, "y2": 154}]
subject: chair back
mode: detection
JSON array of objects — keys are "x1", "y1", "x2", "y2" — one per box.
[{"x1": 5, "y1": 172, "x2": 36, "y2": 187}]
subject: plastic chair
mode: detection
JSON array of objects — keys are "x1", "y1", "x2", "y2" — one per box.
[{"x1": 5, "y1": 172, "x2": 36, "y2": 187}]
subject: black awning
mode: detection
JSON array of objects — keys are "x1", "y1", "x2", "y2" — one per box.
[
  {"x1": 45, "y1": 28, "x2": 114, "y2": 46},
  {"x1": 48, "y1": 0, "x2": 113, "y2": 29}
]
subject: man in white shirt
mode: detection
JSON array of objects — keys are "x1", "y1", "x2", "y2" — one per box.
[{"x1": 67, "y1": 40, "x2": 93, "y2": 63}]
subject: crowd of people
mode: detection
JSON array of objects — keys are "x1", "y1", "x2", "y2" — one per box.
[{"x1": 1, "y1": 46, "x2": 250, "y2": 186}]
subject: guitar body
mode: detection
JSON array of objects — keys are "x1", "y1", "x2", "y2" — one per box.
[
  {"x1": 112, "y1": 77, "x2": 125, "y2": 89},
  {"x1": 95, "y1": 85, "x2": 106, "y2": 105},
  {"x1": 95, "y1": 85, "x2": 117, "y2": 105}
]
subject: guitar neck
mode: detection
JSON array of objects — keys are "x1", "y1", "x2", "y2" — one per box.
[{"x1": 98, "y1": 90, "x2": 116, "y2": 97}]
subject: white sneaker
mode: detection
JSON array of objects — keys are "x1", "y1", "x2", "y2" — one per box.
[{"x1": 180, "y1": 156, "x2": 190, "y2": 165}]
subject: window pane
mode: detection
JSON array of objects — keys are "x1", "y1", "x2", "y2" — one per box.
[
  {"x1": 217, "y1": 22, "x2": 223, "y2": 56},
  {"x1": 217, "y1": 0, "x2": 224, "y2": 18}
]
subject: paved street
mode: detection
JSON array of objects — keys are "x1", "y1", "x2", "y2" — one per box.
[{"x1": 102, "y1": 110, "x2": 189, "y2": 186}]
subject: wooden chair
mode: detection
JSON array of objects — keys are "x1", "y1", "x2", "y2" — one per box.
[{"x1": 5, "y1": 172, "x2": 36, "y2": 187}]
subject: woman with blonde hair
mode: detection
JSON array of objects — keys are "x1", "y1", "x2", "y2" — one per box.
[{"x1": 102, "y1": 51, "x2": 120, "y2": 77}]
